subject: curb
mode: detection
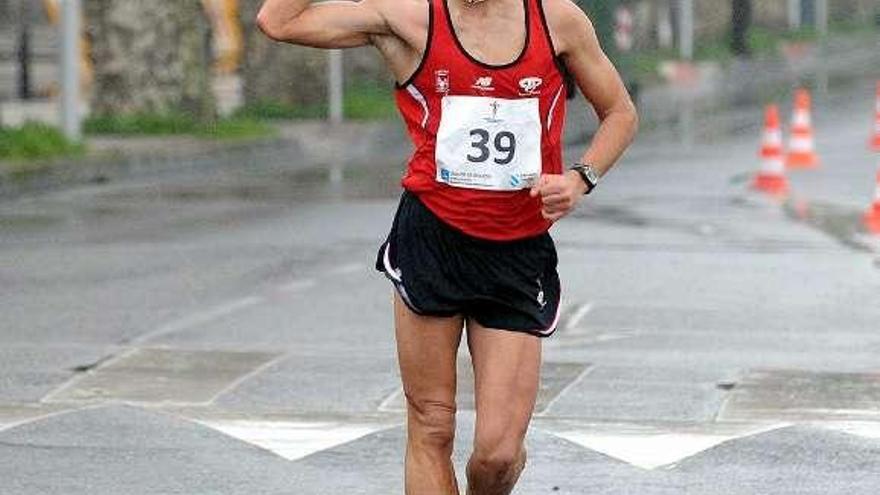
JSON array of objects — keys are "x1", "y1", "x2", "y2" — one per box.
[{"x1": 0, "y1": 120, "x2": 413, "y2": 201}]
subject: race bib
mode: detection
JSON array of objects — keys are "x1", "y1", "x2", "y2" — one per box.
[{"x1": 435, "y1": 95, "x2": 542, "y2": 191}]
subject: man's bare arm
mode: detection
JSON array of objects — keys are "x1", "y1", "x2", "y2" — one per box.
[
  {"x1": 554, "y1": 0, "x2": 639, "y2": 177},
  {"x1": 530, "y1": 0, "x2": 638, "y2": 221},
  {"x1": 256, "y1": 0, "x2": 390, "y2": 48}
]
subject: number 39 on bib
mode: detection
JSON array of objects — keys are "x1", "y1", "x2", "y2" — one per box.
[{"x1": 435, "y1": 96, "x2": 543, "y2": 191}]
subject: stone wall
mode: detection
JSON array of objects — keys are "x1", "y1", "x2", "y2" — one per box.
[{"x1": 84, "y1": 0, "x2": 215, "y2": 118}]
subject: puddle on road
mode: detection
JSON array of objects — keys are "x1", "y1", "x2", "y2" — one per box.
[
  {"x1": 568, "y1": 195, "x2": 761, "y2": 239},
  {"x1": 100, "y1": 163, "x2": 406, "y2": 205},
  {"x1": 719, "y1": 368, "x2": 880, "y2": 422},
  {"x1": 782, "y1": 199, "x2": 876, "y2": 254},
  {"x1": 44, "y1": 347, "x2": 282, "y2": 405},
  {"x1": 0, "y1": 163, "x2": 407, "y2": 239},
  {"x1": 0, "y1": 213, "x2": 64, "y2": 230}
]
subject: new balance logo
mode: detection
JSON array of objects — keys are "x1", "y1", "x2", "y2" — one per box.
[{"x1": 472, "y1": 76, "x2": 495, "y2": 91}]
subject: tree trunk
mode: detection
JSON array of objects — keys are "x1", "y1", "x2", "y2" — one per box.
[
  {"x1": 84, "y1": 0, "x2": 214, "y2": 119},
  {"x1": 239, "y1": 0, "x2": 327, "y2": 112}
]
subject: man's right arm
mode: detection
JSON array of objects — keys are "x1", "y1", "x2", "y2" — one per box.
[{"x1": 256, "y1": 0, "x2": 389, "y2": 48}]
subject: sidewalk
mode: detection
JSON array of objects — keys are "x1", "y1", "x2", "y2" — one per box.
[
  {"x1": 2, "y1": 32, "x2": 878, "y2": 200},
  {"x1": 0, "y1": 120, "x2": 411, "y2": 200}
]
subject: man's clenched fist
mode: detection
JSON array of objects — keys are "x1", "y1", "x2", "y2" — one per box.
[{"x1": 529, "y1": 171, "x2": 589, "y2": 222}]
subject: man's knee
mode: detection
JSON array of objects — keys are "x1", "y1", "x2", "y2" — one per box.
[
  {"x1": 468, "y1": 437, "x2": 527, "y2": 479},
  {"x1": 405, "y1": 393, "x2": 456, "y2": 453}
]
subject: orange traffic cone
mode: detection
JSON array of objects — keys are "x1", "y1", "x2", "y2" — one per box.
[
  {"x1": 786, "y1": 89, "x2": 820, "y2": 169},
  {"x1": 870, "y1": 82, "x2": 880, "y2": 152},
  {"x1": 752, "y1": 105, "x2": 789, "y2": 197},
  {"x1": 864, "y1": 169, "x2": 880, "y2": 234}
]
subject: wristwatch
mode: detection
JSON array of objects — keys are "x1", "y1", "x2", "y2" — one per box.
[{"x1": 570, "y1": 163, "x2": 600, "y2": 195}]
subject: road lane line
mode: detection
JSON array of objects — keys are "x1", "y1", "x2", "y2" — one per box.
[
  {"x1": 377, "y1": 389, "x2": 404, "y2": 412},
  {"x1": 564, "y1": 302, "x2": 594, "y2": 333},
  {"x1": 328, "y1": 263, "x2": 365, "y2": 276},
  {"x1": 536, "y1": 364, "x2": 595, "y2": 417},
  {"x1": 39, "y1": 347, "x2": 142, "y2": 404},
  {"x1": 206, "y1": 352, "x2": 289, "y2": 404},
  {"x1": 0, "y1": 404, "x2": 105, "y2": 434},
  {"x1": 129, "y1": 295, "x2": 263, "y2": 345},
  {"x1": 277, "y1": 279, "x2": 317, "y2": 292}
]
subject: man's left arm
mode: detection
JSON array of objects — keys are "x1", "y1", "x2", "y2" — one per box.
[{"x1": 530, "y1": 0, "x2": 638, "y2": 221}]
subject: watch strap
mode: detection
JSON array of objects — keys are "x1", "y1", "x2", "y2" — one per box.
[{"x1": 570, "y1": 163, "x2": 599, "y2": 194}]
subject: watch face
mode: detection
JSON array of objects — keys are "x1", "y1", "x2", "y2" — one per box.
[{"x1": 585, "y1": 167, "x2": 600, "y2": 184}]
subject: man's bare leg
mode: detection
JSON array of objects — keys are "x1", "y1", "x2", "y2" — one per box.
[
  {"x1": 464, "y1": 320, "x2": 541, "y2": 495},
  {"x1": 394, "y1": 293, "x2": 465, "y2": 495}
]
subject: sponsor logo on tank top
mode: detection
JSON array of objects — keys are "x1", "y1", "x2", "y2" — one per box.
[
  {"x1": 519, "y1": 77, "x2": 543, "y2": 96},
  {"x1": 435, "y1": 70, "x2": 450, "y2": 93},
  {"x1": 472, "y1": 76, "x2": 496, "y2": 92}
]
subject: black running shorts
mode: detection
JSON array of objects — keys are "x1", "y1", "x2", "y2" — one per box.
[{"x1": 375, "y1": 191, "x2": 561, "y2": 338}]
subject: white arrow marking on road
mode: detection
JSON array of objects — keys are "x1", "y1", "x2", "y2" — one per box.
[
  {"x1": 824, "y1": 421, "x2": 880, "y2": 439},
  {"x1": 541, "y1": 422, "x2": 790, "y2": 470},
  {"x1": 194, "y1": 419, "x2": 397, "y2": 462}
]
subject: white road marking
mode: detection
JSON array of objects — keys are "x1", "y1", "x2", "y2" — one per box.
[
  {"x1": 205, "y1": 353, "x2": 288, "y2": 404},
  {"x1": 193, "y1": 419, "x2": 397, "y2": 461},
  {"x1": 564, "y1": 302, "x2": 594, "y2": 333},
  {"x1": 823, "y1": 421, "x2": 880, "y2": 439},
  {"x1": 0, "y1": 405, "x2": 102, "y2": 434},
  {"x1": 39, "y1": 347, "x2": 142, "y2": 404},
  {"x1": 536, "y1": 365, "x2": 594, "y2": 417},
  {"x1": 328, "y1": 263, "x2": 364, "y2": 276},
  {"x1": 129, "y1": 296, "x2": 263, "y2": 345},
  {"x1": 541, "y1": 422, "x2": 790, "y2": 470},
  {"x1": 277, "y1": 279, "x2": 317, "y2": 293},
  {"x1": 377, "y1": 389, "x2": 404, "y2": 412},
  {"x1": 593, "y1": 331, "x2": 639, "y2": 343}
]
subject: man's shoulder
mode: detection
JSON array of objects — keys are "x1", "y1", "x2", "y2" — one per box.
[
  {"x1": 540, "y1": 0, "x2": 594, "y2": 54},
  {"x1": 370, "y1": 0, "x2": 429, "y2": 19},
  {"x1": 542, "y1": 0, "x2": 591, "y2": 28}
]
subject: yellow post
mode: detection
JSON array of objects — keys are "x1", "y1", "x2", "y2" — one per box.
[
  {"x1": 43, "y1": 0, "x2": 92, "y2": 91},
  {"x1": 202, "y1": 0, "x2": 244, "y2": 74}
]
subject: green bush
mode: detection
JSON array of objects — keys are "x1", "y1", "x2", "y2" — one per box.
[
  {"x1": 234, "y1": 100, "x2": 324, "y2": 120},
  {"x1": 235, "y1": 81, "x2": 398, "y2": 121},
  {"x1": 84, "y1": 112, "x2": 198, "y2": 135},
  {"x1": 195, "y1": 118, "x2": 275, "y2": 140},
  {"x1": 0, "y1": 123, "x2": 84, "y2": 162},
  {"x1": 344, "y1": 82, "x2": 398, "y2": 120},
  {"x1": 84, "y1": 112, "x2": 275, "y2": 140}
]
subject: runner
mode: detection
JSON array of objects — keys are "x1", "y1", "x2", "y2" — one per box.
[{"x1": 257, "y1": 0, "x2": 637, "y2": 493}]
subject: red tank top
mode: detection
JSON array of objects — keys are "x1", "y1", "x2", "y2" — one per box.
[{"x1": 395, "y1": 0, "x2": 567, "y2": 241}]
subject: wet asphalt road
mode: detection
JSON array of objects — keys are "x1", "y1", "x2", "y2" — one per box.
[{"x1": 2, "y1": 81, "x2": 880, "y2": 494}]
